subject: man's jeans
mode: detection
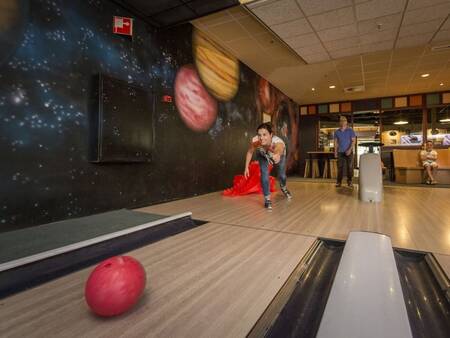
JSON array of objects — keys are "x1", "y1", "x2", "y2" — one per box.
[{"x1": 337, "y1": 152, "x2": 354, "y2": 183}]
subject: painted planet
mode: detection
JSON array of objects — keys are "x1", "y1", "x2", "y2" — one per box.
[
  {"x1": 193, "y1": 28, "x2": 239, "y2": 101},
  {"x1": 258, "y1": 77, "x2": 275, "y2": 113},
  {"x1": 174, "y1": 65, "x2": 218, "y2": 132}
]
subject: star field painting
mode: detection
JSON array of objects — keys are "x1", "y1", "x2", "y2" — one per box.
[{"x1": 0, "y1": 0, "x2": 298, "y2": 231}]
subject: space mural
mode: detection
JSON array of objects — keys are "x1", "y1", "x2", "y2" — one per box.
[{"x1": 0, "y1": 0, "x2": 299, "y2": 231}]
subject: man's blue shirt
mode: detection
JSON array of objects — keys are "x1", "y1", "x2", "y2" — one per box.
[{"x1": 334, "y1": 128, "x2": 356, "y2": 152}]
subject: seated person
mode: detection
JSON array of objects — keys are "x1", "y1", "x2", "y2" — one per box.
[{"x1": 419, "y1": 140, "x2": 438, "y2": 184}]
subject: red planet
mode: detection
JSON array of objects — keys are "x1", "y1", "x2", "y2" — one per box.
[{"x1": 174, "y1": 65, "x2": 218, "y2": 132}]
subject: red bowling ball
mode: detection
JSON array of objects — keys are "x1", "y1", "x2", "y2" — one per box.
[{"x1": 85, "y1": 256, "x2": 146, "y2": 317}]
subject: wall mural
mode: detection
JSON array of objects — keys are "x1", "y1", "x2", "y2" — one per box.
[{"x1": 0, "y1": 0, "x2": 299, "y2": 231}]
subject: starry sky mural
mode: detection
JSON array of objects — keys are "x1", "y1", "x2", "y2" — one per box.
[{"x1": 0, "y1": 0, "x2": 298, "y2": 231}]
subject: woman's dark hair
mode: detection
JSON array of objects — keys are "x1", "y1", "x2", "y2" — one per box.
[{"x1": 257, "y1": 122, "x2": 273, "y2": 134}]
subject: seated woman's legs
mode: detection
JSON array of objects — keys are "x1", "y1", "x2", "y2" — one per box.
[{"x1": 424, "y1": 164, "x2": 437, "y2": 184}]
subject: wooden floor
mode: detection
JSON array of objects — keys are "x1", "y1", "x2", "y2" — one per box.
[
  {"x1": 2, "y1": 181, "x2": 449, "y2": 337},
  {"x1": 0, "y1": 223, "x2": 314, "y2": 338},
  {"x1": 138, "y1": 181, "x2": 450, "y2": 256}
]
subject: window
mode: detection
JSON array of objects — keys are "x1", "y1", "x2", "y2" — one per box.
[
  {"x1": 381, "y1": 109, "x2": 423, "y2": 146},
  {"x1": 427, "y1": 106, "x2": 450, "y2": 146}
]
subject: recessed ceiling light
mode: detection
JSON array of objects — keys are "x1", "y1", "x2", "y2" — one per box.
[
  {"x1": 394, "y1": 121, "x2": 408, "y2": 125},
  {"x1": 421, "y1": 73, "x2": 430, "y2": 78},
  {"x1": 312, "y1": 87, "x2": 315, "y2": 91},
  {"x1": 329, "y1": 85, "x2": 336, "y2": 89},
  {"x1": 440, "y1": 82, "x2": 444, "y2": 86}
]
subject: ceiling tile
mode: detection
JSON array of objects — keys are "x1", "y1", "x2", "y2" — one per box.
[
  {"x1": 226, "y1": 6, "x2": 247, "y2": 19},
  {"x1": 308, "y1": 6, "x2": 355, "y2": 31},
  {"x1": 342, "y1": 81, "x2": 366, "y2": 88},
  {"x1": 364, "y1": 62, "x2": 390, "y2": 72},
  {"x1": 406, "y1": 0, "x2": 450, "y2": 11},
  {"x1": 365, "y1": 79, "x2": 386, "y2": 85},
  {"x1": 357, "y1": 13, "x2": 402, "y2": 35},
  {"x1": 402, "y1": 2, "x2": 450, "y2": 26},
  {"x1": 432, "y1": 29, "x2": 450, "y2": 43},
  {"x1": 317, "y1": 24, "x2": 358, "y2": 42},
  {"x1": 253, "y1": 32, "x2": 283, "y2": 49},
  {"x1": 355, "y1": 0, "x2": 406, "y2": 21},
  {"x1": 324, "y1": 37, "x2": 360, "y2": 51},
  {"x1": 362, "y1": 50, "x2": 392, "y2": 64},
  {"x1": 416, "y1": 63, "x2": 443, "y2": 73},
  {"x1": 285, "y1": 32, "x2": 321, "y2": 48},
  {"x1": 265, "y1": 44, "x2": 300, "y2": 61},
  {"x1": 302, "y1": 53, "x2": 331, "y2": 63},
  {"x1": 296, "y1": 0, "x2": 353, "y2": 16},
  {"x1": 360, "y1": 29, "x2": 397, "y2": 44},
  {"x1": 330, "y1": 46, "x2": 362, "y2": 59},
  {"x1": 392, "y1": 46, "x2": 425, "y2": 59},
  {"x1": 441, "y1": 17, "x2": 450, "y2": 30},
  {"x1": 388, "y1": 73, "x2": 414, "y2": 82},
  {"x1": 396, "y1": 32, "x2": 434, "y2": 48},
  {"x1": 389, "y1": 66, "x2": 417, "y2": 75},
  {"x1": 271, "y1": 18, "x2": 313, "y2": 39},
  {"x1": 226, "y1": 36, "x2": 256, "y2": 52},
  {"x1": 238, "y1": 16, "x2": 269, "y2": 35},
  {"x1": 399, "y1": 19, "x2": 443, "y2": 38},
  {"x1": 420, "y1": 52, "x2": 450, "y2": 63},
  {"x1": 207, "y1": 22, "x2": 250, "y2": 42},
  {"x1": 296, "y1": 43, "x2": 327, "y2": 56},
  {"x1": 360, "y1": 40, "x2": 394, "y2": 54},
  {"x1": 340, "y1": 74, "x2": 364, "y2": 83},
  {"x1": 365, "y1": 69, "x2": 388, "y2": 78},
  {"x1": 250, "y1": 0, "x2": 303, "y2": 26},
  {"x1": 334, "y1": 55, "x2": 362, "y2": 68}
]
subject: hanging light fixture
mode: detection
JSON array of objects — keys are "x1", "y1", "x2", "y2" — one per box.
[{"x1": 393, "y1": 109, "x2": 408, "y2": 125}]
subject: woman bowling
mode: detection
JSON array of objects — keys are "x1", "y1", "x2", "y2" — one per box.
[{"x1": 244, "y1": 122, "x2": 292, "y2": 210}]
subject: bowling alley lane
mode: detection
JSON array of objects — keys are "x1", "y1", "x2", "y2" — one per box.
[{"x1": 0, "y1": 222, "x2": 315, "y2": 338}]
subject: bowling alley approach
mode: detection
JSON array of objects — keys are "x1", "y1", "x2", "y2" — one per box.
[{"x1": 1, "y1": 1, "x2": 450, "y2": 337}]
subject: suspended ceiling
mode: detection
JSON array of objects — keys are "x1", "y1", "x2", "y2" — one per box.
[{"x1": 192, "y1": 0, "x2": 450, "y2": 105}]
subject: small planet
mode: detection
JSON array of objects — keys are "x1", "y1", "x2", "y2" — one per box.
[
  {"x1": 193, "y1": 28, "x2": 239, "y2": 101},
  {"x1": 174, "y1": 64, "x2": 218, "y2": 132}
]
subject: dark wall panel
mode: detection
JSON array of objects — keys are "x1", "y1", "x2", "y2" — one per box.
[{"x1": 0, "y1": 0, "x2": 299, "y2": 231}]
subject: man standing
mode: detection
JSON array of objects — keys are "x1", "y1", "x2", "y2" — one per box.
[{"x1": 334, "y1": 116, "x2": 356, "y2": 187}]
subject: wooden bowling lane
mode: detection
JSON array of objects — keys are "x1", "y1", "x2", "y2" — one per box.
[
  {"x1": 137, "y1": 181, "x2": 450, "y2": 255},
  {"x1": 0, "y1": 222, "x2": 315, "y2": 338}
]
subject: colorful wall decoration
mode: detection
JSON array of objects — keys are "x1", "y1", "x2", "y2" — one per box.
[{"x1": 0, "y1": 0, "x2": 299, "y2": 231}]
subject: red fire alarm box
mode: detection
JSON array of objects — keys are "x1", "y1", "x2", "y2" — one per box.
[
  {"x1": 162, "y1": 95, "x2": 173, "y2": 103},
  {"x1": 113, "y1": 16, "x2": 133, "y2": 36}
]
